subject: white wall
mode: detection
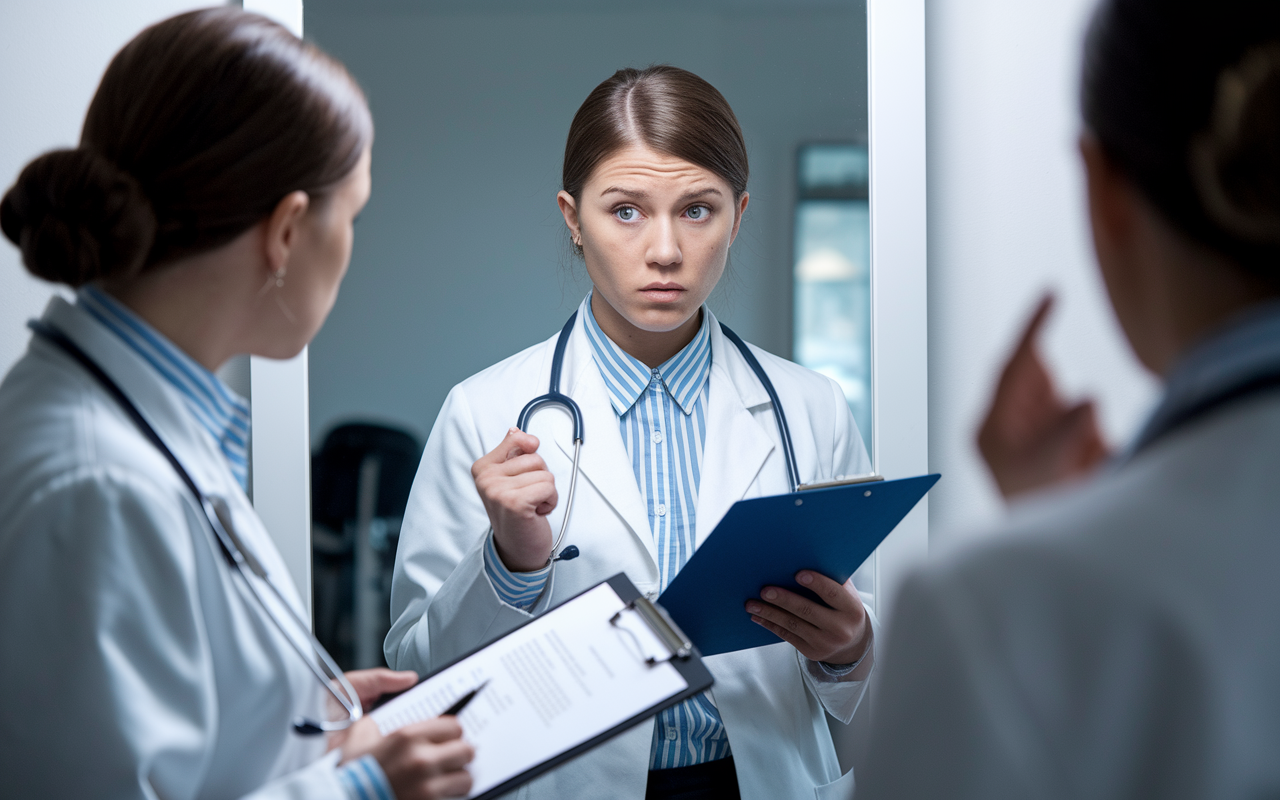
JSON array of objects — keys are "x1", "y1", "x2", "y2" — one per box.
[
  {"x1": 303, "y1": 3, "x2": 867, "y2": 447},
  {"x1": 0, "y1": 2, "x2": 209, "y2": 379},
  {"x1": 925, "y1": 0, "x2": 1160, "y2": 544}
]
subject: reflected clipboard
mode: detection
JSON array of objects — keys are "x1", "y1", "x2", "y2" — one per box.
[
  {"x1": 659, "y1": 473, "x2": 941, "y2": 657},
  {"x1": 371, "y1": 574, "x2": 712, "y2": 800}
]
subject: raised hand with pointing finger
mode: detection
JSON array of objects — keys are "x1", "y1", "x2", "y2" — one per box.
[{"x1": 977, "y1": 295, "x2": 1111, "y2": 499}]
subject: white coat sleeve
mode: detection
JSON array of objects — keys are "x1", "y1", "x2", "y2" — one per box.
[
  {"x1": 0, "y1": 469, "x2": 348, "y2": 800},
  {"x1": 796, "y1": 376, "x2": 877, "y2": 724},
  {"x1": 385, "y1": 384, "x2": 535, "y2": 675}
]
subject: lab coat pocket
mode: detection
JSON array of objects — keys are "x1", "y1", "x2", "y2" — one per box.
[{"x1": 813, "y1": 768, "x2": 855, "y2": 800}]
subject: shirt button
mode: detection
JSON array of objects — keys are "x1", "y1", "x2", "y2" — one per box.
[
  {"x1": 652, "y1": 430, "x2": 664, "y2": 444},
  {"x1": 665, "y1": 728, "x2": 678, "y2": 740},
  {"x1": 656, "y1": 503, "x2": 667, "y2": 517}
]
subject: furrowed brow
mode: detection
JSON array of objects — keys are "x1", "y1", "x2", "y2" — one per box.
[
  {"x1": 678, "y1": 188, "x2": 724, "y2": 202},
  {"x1": 600, "y1": 187, "x2": 650, "y2": 199}
]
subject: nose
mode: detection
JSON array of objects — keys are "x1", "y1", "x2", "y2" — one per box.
[{"x1": 645, "y1": 216, "x2": 682, "y2": 268}]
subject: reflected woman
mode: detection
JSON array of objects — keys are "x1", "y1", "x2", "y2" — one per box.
[{"x1": 387, "y1": 66, "x2": 875, "y2": 800}]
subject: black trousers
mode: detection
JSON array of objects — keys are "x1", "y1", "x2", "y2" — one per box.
[{"x1": 645, "y1": 756, "x2": 742, "y2": 800}]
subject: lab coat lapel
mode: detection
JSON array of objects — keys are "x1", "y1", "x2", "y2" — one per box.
[
  {"x1": 44, "y1": 298, "x2": 308, "y2": 616},
  {"x1": 553, "y1": 322, "x2": 658, "y2": 567},
  {"x1": 695, "y1": 317, "x2": 775, "y2": 547}
]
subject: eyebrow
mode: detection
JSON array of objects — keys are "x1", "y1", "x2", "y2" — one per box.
[{"x1": 599, "y1": 186, "x2": 724, "y2": 202}]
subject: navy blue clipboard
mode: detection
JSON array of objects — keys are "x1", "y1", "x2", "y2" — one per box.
[{"x1": 658, "y1": 474, "x2": 940, "y2": 657}]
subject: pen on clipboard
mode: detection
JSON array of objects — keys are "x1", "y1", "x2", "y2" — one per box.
[{"x1": 441, "y1": 681, "x2": 488, "y2": 717}]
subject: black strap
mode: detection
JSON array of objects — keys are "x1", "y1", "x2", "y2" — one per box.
[
  {"x1": 27, "y1": 320, "x2": 240, "y2": 568},
  {"x1": 29, "y1": 320, "x2": 204, "y2": 500},
  {"x1": 549, "y1": 312, "x2": 577, "y2": 395},
  {"x1": 718, "y1": 322, "x2": 801, "y2": 493},
  {"x1": 1136, "y1": 368, "x2": 1280, "y2": 455}
]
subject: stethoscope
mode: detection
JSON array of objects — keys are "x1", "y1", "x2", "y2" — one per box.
[
  {"x1": 1130, "y1": 361, "x2": 1280, "y2": 456},
  {"x1": 28, "y1": 320, "x2": 361, "y2": 737},
  {"x1": 516, "y1": 311, "x2": 800, "y2": 564}
]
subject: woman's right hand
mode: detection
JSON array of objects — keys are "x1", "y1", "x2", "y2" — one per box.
[
  {"x1": 471, "y1": 428, "x2": 558, "y2": 571},
  {"x1": 977, "y1": 295, "x2": 1111, "y2": 498},
  {"x1": 340, "y1": 717, "x2": 474, "y2": 800}
]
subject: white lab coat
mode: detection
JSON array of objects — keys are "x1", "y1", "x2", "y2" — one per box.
[
  {"x1": 0, "y1": 297, "x2": 346, "y2": 799},
  {"x1": 386, "y1": 308, "x2": 876, "y2": 800},
  {"x1": 860, "y1": 388, "x2": 1280, "y2": 797}
]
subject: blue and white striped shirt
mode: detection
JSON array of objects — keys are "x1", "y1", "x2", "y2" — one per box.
[
  {"x1": 337, "y1": 754, "x2": 394, "y2": 800},
  {"x1": 484, "y1": 294, "x2": 730, "y2": 769},
  {"x1": 78, "y1": 287, "x2": 252, "y2": 491},
  {"x1": 78, "y1": 289, "x2": 394, "y2": 799}
]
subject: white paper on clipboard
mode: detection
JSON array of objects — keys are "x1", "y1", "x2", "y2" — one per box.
[{"x1": 371, "y1": 582, "x2": 691, "y2": 798}]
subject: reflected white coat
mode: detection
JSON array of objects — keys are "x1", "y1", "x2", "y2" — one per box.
[
  {"x1": 0, "y1": 298, "x2": 343, "y2": 799},
  {"x1": 386, "y1": 309, "x2": 874, "y2": 800}
]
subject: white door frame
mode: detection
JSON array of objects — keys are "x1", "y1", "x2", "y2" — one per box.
[
  {"x1": 241, "y1": 0, "x2": 312, "y2": 615},
  {"x1": 869, "y1": 0, "x2": 929, "y2": 621},
  {"x1": 245, "y1": 0, "x2": 930, "y2": 625}
]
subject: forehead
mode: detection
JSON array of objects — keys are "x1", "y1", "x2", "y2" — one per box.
[{"x1": 585, "y1": 145, "x2": 729, "y2": 195}]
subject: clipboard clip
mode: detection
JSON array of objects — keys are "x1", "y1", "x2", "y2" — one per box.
[{"x1": 610, "y1": 596, "x2": 694, "y2": 665}]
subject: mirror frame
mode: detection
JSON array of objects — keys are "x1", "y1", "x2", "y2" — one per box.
[{"x1": 246, "y1": 0, "x2": 928, "y2": 623}]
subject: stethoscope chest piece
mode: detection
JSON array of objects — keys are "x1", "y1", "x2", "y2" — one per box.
[{"x1": 514, "y1": 309, "x2": 801, "y2": 569}]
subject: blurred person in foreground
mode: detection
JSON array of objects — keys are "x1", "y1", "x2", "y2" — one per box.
[{"x1": 861, "y1": 1, "x2": 1280, "y2": 797}]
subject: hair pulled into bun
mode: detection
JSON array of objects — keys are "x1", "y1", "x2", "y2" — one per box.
[
  {"x1": 1191, "y1": 43, "x2": 1280, "y2": 245},
  {"x1": 1, "y1": 8, "x2": 371, "y2": 289},
  {"x1": 1083, "y1": 1, "x2": 1280, "y2": 282},
  {"x1": 1, "y1": 149, "x2": 155, "y2": 287}
]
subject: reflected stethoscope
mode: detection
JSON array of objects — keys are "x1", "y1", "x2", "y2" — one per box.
[
  {"x1": 518, "y1": 311, "x2": 801, "y2": 564},
  {"x1": 29, "y1": 320, "x2": 360, "y2": 737}
]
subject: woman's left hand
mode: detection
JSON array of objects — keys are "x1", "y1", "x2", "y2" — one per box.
[
  {"x1": 329, "y1": 668, "x2": 419, "y2": 751},
  {"x1": 745, "y1": 571, "x2": 871, "y2": 666},
  {"x1": 346, "y1": 667, "x2": 419, "y2": 710}
]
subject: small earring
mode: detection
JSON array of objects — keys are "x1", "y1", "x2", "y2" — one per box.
[{"x1": 258, "y1": 268, "x2": 287, "y2": 297}]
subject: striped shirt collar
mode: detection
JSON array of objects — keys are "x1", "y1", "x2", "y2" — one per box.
[
  {"x1": 581, "y1": 293, "x2": 712, "y2": 417},
  {"x1": 77, "y1": 286, "x2": 252, "y2": 491}
]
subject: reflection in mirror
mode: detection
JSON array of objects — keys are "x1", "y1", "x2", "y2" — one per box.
[
  {"x1": 304, "y1": 0, "x2": 868, "y2": 671},
  {"x1": 794, "y1": 143, "x2": 872, "y2": 451}
]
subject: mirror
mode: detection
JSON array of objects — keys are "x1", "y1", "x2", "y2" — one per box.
[{"x1": 302, "y1": 0, "x2": 870, "y2": 672}]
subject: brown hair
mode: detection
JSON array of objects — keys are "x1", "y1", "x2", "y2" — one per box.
[
  {"x1": 562, "y1": 66, "x2": 748, "y2": 250},
  {"x1": 1082, "y1": 0, "x2": 1280, "y2": 280},
  {"x1": 0, "y1": 7, "x2": 372, "y2": 287}
]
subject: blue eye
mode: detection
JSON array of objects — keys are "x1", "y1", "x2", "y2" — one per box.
[
  {"x1": 686, "y1": 205, "x2": 709, "y2": 220},
  {"x1": 616, "y1": 207, "x2": 638, "y2": 222}
]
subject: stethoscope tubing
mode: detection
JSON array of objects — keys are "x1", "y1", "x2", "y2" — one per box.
[
  {"x1": 28, "y1": 320, "x2": 361, "y2": 737},
  {"x1": 516, "y1": 311, "x2": 800, "y2": 566},
  {"x1": 518, "y1": 313, "x2": 585, "y2": 563}
]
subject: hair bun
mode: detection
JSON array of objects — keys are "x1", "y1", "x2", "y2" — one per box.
[
  {"x1": 1192, "y1": 42, "x2": 1280, "y2": 245},
  {"x1": 1, "y1": 148, "x2": 156, "y2": 287}
]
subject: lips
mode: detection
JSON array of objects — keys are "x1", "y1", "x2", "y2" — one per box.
[{"x1": 640, "y1": 283, "x2": 686, "y2": 303}]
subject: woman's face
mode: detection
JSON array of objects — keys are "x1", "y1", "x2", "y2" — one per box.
[
  {"x1": 274, "y1": 147, "x2": 372, "y2": 356},
  {"x1": 559, "y1": 145, "x2": 748, "y2": 333}
]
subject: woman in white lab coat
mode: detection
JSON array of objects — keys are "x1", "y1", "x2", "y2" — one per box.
[
  {"x1": 861, "y1": 1, "x2": 1280, "y2": 798},
  {"x1": 0, "y1": 9, "x2": 471, "y2": 799},
  {"x1": 387, "y1": 66, "x2": 875, "y2": 800}
]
